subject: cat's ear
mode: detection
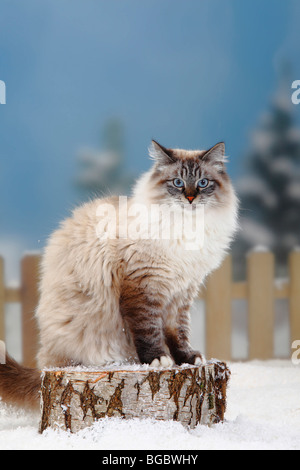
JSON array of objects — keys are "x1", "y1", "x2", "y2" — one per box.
[
  {"x1": 202, "y1": 142, "x2": 228, "y2": 166},
  {"x1": 149, "y1": 140, "x2": 177, "y2": 166}
]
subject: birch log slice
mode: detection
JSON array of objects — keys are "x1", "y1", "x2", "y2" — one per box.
[{"x1": 40, "y1": 360, "x2": 230, "y2": 433}]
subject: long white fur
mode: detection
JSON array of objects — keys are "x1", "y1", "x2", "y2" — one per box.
[{"x1": 36, "y1": 151, "x2": 238, "y2": 368}]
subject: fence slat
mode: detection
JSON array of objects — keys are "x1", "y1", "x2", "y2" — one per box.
[
  {"x1": 205, "y1": 255, "x2": 232, "y2": 361},
  {"x1": 289, "y1": 251, "x2": 300, "y2": 346},
  {"x1": 5, "y1": 288, "x2": 21, "y2": 303},
  {"x1": 0, "y1": 257, "x2": 5, "y2": 341},
  {"x1": 247, "y1": 251, "x2": 275, "y2": 359},
  {"x1": 21, "y1": 255, "x2": 41, "y2": 368},
  {"x1": 0, "y1": 250, "x2": 298, "y2": 364}
]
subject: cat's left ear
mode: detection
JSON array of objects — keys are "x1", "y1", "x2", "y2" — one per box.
[
  {"x1": 202, "y1": 142, "x2": 228, "y2": 166},
  {"x1": 149, "y1": 140, "x2": 177, "y2": 166}
]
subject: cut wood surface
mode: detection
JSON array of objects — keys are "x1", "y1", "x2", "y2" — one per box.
[{"x1": 40, "y1": 360, "x2": 230, "y2": 433}]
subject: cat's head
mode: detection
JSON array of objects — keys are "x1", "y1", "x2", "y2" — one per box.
[{"x1": 134, "y1": 140, "x2": 235, "y2": 210}]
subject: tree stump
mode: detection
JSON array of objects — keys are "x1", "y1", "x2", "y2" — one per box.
[{"x1": 39, "y1": 360, "x2": 230, "y2": 433}]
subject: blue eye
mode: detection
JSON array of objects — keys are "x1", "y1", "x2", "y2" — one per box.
[
  {"x1": 173, "y1": 178, "x2": 185, "y2": 188},
  {"x1": 197, "y1": 178, "x2": 209, "y2": 189}
]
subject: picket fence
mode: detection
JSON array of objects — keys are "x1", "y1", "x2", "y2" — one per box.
[{"x1": 0, "y1": 251, "x2": 299, "y2": 368}]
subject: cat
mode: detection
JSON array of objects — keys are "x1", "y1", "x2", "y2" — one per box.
[{"x1": 0, "y1": 140, "x2": 238, "y2": 410}]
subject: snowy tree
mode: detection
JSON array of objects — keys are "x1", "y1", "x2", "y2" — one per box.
[
  {"x1": 234, "y1": 72, "x2": 300, "y2": 274},
  {"x1": 75, "y1": 119, "x2": 135, "y2": 199}
]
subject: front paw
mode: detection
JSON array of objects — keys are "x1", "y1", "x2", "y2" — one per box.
[
  {"x1": 174, "y1": 350, "x2": 206, "y2": 366},
  {"x1": 150, "y1": 355, "x2": 174, "y2": 368},
  {"x1": 194, "y1": 353, "x2": 206, "y2": 366}
]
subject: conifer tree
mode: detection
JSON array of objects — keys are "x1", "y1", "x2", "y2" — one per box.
[{"x1": 235, "y1": 73, "x2": 300, "y2": 273}]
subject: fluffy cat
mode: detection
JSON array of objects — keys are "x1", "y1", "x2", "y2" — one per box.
[{"x1": 0, "y1": 140, "x2": 238, "y2": 409}]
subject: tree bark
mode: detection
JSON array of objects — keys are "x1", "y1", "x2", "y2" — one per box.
[{"x1": 40, "y1": 361, "x2": 230, "y2": 433}]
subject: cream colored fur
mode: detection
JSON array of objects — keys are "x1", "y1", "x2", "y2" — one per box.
[{"x1": 36, "y1": 149, "x2": 238, "y2": 368}]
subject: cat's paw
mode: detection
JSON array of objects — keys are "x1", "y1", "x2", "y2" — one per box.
[
  {"x1": 150, "y1": 355, "x2": 174, "y2": 368},
  {"x1": 174, "y1": 350, "x2": 206, "y2": 366},
  {"x1": 194, "y1": 353, "x2": 206, "y2": 366}
]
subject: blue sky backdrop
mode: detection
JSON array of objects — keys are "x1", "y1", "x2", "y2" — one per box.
[{"x1": 1, "y1": 0, "x2": 300, "y2": 271}]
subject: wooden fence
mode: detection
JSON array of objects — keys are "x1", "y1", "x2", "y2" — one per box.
[{"x1": 0, "y1": 251, "x2": 300, "y2": 368}]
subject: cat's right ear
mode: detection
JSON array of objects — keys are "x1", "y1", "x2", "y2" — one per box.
[{"x1": 149, "y1": 140, "x2": 177, "y2": 166}]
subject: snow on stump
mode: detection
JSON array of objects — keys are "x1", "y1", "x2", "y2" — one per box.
[{"x1": 39, "y1": 360, "x2": 230, "y2": 433}]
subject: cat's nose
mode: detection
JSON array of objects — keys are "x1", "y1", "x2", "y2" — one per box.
[{"x1": 186, "y1": 196, "x2": 195, "y2": 204}]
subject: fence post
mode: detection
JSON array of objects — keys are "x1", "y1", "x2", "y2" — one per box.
[
  {"x1": 21, "y1": 254, "x2": 41, "y2": 368},
  {"x1": 0, "y1": 257, "x2": 4, "y2": 341},
  {"x1": 205, "y1": 255, "x2": 232, "y2": 361},
  {"x1": 247, "y1": 250, "x2": 275, "y2": 359},
  {"x1": 289, "y1": 251, "x2": 300, "y2": 347}
]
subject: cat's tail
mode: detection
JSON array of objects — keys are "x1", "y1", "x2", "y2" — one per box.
[{"x1": 0, "y1": 352, "x2": 41, "y2": 411}]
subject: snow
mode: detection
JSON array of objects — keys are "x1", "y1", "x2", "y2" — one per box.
[
  {"x1": 248, "y1": 244, "x2": 271, "y2": 253},
  {"x1": 236, "y1": 176, "x2": 278, "y2": 208},
  {"x1": 43, "y1": 360, "x2": 205, "y2": 373},
  {"x1": 241, "y1": 218, "x2": 275, "y2": 248},
  {"x1": 271, "y1": 157, "x2": 294, "y2": 175},
  {"x1": 1, "y1": 360, "x2": 300, "y2": 450},
  {"x1": 287, "y1": 181, "x2": 300, "y2": 201}
]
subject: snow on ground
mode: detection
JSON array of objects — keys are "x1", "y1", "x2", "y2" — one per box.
[{"x1": 0, "y1": 360, "x2": 300, "y2": 450}]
